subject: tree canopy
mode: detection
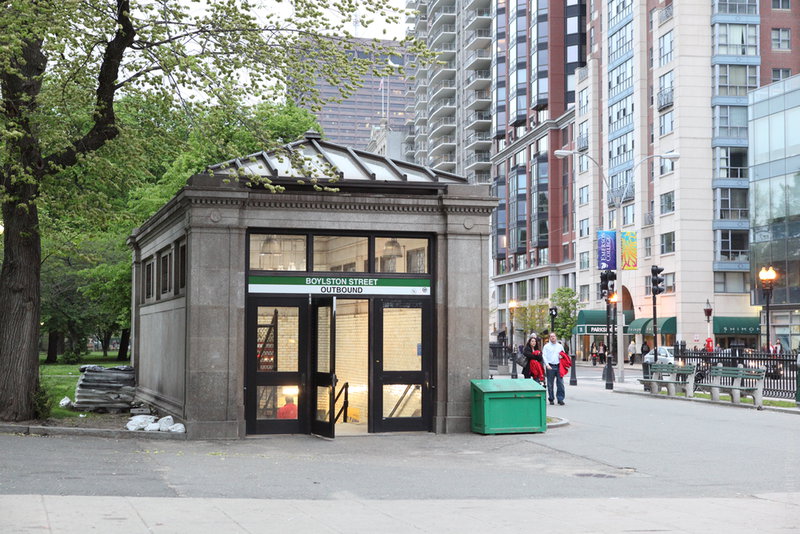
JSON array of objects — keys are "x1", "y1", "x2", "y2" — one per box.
[{"x1": 0, "y1": 0, "x2": 427, "y2": 420}]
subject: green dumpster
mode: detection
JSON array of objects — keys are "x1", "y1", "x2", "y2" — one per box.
[{"x1": 470, "y1": 379, "x2": 547, "y2": 434}]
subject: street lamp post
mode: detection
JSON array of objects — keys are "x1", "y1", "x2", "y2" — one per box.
[
  {"x1": 508, "y1": 299, "x2": 519, "y2": 378},
  {"x1": 758, "y1": 266, "x2": 777, "y2": 350},
  {"x1": 606, "y1": 291, "x2": 619, "y2": 390},
  {"x1": 703, "y1": 299, "x2": 713, "y2": 341},
  {"x1": 555, "y1": 150, "x2": 680, "y2": 384}
]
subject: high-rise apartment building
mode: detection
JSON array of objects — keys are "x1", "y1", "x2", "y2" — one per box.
[
  {"x1": 571, "y1": 0, "x2": 799, "y2": 355},
  {"x1": 314, "y1": 40, "x2": 414, "y2": 150},
  {"x1": 489, "y1": 1, "x2": 587, "y2": 335},
  {"x1": 404, "y1": 0, "x2": 494, "y2": 183}
]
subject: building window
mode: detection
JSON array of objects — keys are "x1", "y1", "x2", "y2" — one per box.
[
  {"x1": 578, "y1": 88, "x2": 589, "y2": 115},
  {"x1": 538, "y1": 277, "x2": 549, "y2": 299},
  {"x1": 714, "y1": 146, "x2": 748, "y2": 179},
  {"x1": 718, "y1": 230, "x2": 748, "y2": 261},
  {"x1": 177, "y1": 241, "x2": 187, "y2": 292},
  {"x1": 579, "y1": 251, "x2": 590, "y2": 270},
  {"x1": 159, "y1": 249, "x2": 173, "y2": 296},
  {"x1": 516, "y1": 280, "x2": 528, "y2": 301},
  {"x1": 660, "y1": 154, "x2": 675, "y2": 175},
  {"x1": 579, "y1": 218, "x2": 590, "y2": 237},
  {"x1": 660, "y1": 231, "x2": 675, "y2": 254},
  {"x1": 658, "y1": 31, "x2": 673, "y2": 65},
  {"x1": 773, "y1": 0, "x2": 790, "y2": 8},
  {"x1": 660, "y1": 191, "x2": 675, "y2": 214},
  {"x1": 664, "y1": 272, "x2": 676, "y2": 293},
  {"x1": 772, "y1": 68, "x2": 792, "y2": 81},
  {"x1": 144, "y1": 258, "x2": 155, "y2": 301},
  {"x1": 579, "y1": 284, "x2": 590, "y2": 302},
  {"x1": 714, "y1": 272, "x2": 750, "y2": 293},
  {"x1": 718, "y1": 188, "x2": 749, "y2": 220},
  {"x1": 714, "y1": 106, "x2": 748, "y2": 139},
  {"x1": 659, "y1": 111, "x2": 674, "y2": 136},
  {"x1": 643, "y1": 236, "x2": 652, "y2": 257},
  {"x1": 498, "y1": 284, "x2": 507, "y2": 304},
  {"x1": 714, "y1": 64, "x2": 758, "y2": 96},
  {"x1": 772, "y1": 28, "x2": 791, "y2": 50},
  {"x1": 578, "y1": 154, "x2": 589, "y2": 173},
  {"x1": 579, "y1": 186, "x2": 589, "y2": 205},
  {"x1": 713, "y1": 24, "x2": 758, "y2": 56},
  {"x1": 622, "y1": 204, "x2": 634, "y2": 225}
]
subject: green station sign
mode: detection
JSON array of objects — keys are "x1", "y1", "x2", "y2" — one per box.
[{"x1": 248, "y1": 275, "x2": 431, "y2": 296}]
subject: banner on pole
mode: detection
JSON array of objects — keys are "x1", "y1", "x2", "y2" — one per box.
[
  {"x1": 621, "y1": 231, "x2": 637, "y2": 270},
  {"x1": 597, "y1": 230, "x2": 616, "y2": 270}
]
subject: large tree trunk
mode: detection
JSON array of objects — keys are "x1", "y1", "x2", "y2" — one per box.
[
  {"x1": 46, "y1": 331, "x2": 60, "y2": 364},
  {"x1": 117, "y1": 329, "x2": 130, "y2": 361},
  {"x1": 102, "y1": 331, "x2": 112, "y2": 357},
  {"x1": 0, "y1": 37, "x2": 46, "y2": 421},
  {"x1": 0, "y1": 200, "x2": 42, "y2": 420}
]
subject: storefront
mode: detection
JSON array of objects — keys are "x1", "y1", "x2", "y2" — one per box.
[
  {"x1": 573, "y1": 310, "x2": 634, "y2": 360},
  {"x1": 713, "y1": 316, "x2": 759, "y2": 348},
  {"x1": 128, "y1": 133, "x2": 495, "y2": 439}
]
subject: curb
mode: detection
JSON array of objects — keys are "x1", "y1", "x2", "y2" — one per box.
[
  {"x1": 547, "y1": 416, "x2": 569, "y2": 428},
  {"x1": 0, "y1": 423, "x2": 187, "y2": 440},
  {"x1": 613, "y1": 388, "x2": 800, "y2": 414}
]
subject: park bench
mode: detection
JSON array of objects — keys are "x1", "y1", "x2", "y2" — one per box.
[
  {"x1": 638, "y1": 363, "x2": 696, "y2": 397},
  {"x1": 709, "y1": 364, "x2": 766, "y2": 409}
]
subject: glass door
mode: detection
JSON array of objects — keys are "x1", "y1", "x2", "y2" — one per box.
[
  {"x1": 371, "y1": 299, "x2": 433, "y2": 432},
  {"x1": 245, "y1": 298, "x2": 306, "y2": 434},
  {"x1": 311, "y1": 297, "x2": 336, "y2": 438}
]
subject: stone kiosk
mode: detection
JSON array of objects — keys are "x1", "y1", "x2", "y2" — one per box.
[{"x1": 128, "y1": 133, "x2": 496, "y2": 439}]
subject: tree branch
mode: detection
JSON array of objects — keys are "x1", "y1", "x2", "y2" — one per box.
[{"x1": 44, "y1": 0, "x2": 136, "y2": 173}]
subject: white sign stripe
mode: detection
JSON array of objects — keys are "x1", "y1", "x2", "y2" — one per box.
[{"x1": 248, "y1": 284, "x2": 431, "y2": 296}]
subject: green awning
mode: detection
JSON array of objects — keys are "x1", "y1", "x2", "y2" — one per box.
[
  {"x1": 572, "y1": 309, "x2": 635, "y2": 335},
  {"x1": 643, "y1": 317, "x2": 676, "y2": 335},
  {"x1": 714, "y1": 316, "x2": 760, "y2": 335},
  {"x1": 627, "y1": 318, "x2": 651, "y2": 334}
]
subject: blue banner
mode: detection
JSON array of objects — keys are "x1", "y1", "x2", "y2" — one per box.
[{"x1": 597, "y1": 231, "x2": 616, "y2": 270}]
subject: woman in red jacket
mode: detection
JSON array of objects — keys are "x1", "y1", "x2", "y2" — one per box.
[{"x1": 522, "y1": 334, "x2": 545, "y2": 384}]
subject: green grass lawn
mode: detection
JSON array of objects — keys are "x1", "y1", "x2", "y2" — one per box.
[{"x1": 39, "y1": 351, "x2": 130, "y2": 419}]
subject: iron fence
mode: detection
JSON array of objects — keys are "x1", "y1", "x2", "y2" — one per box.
[
  {"x1": 489, "y1": 342, "x2": 506, "y2": 371},
  {"x1": 676, "y1": 348, "x2": 797, "y2": 400}
]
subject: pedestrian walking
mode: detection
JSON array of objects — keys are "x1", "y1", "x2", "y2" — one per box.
[
  {"x1": 641, "y1": 341, "x2": 650, "y2": 360},
  {"x1": 590, "y1": 341, "x2": 599, "y2": 366},
  {"x1": 598, "y1": 342, "x2": 607, "y2": 364},
  {"x1": 543, "y1": 332, "x2": 567, "y2": 405},
  {"x1": 627, "y1": 340, "x2": 636, "y2": 365},
  {"x1": 522, "y1": 334, "x2": 544, "y2": 384}
]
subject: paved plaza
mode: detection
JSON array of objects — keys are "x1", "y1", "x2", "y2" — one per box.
[{"x1": 1, "y1": 366, "x2": 799, "y2": 533}]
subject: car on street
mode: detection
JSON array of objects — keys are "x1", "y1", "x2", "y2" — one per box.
[{"x1": 643, "y1": 346, "x2": 675, "y2": 365}]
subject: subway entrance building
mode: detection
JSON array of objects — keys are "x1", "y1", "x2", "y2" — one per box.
[{"x1": 128, "y1": 133, "x2": 495, "y2": 439}]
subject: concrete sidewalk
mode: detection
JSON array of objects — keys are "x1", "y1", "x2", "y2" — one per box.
[{"x1": 2, "y1": 493, "x2": 799, "y2": 533}]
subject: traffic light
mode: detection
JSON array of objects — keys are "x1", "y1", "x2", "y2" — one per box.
[
  {"x1": 600, "y1": 271, "x2": 609, "y2": 296},
  {"x1": 606, "y1": 270, "x2": 617, "y2": 294},
  {"x1": 651, "y1": 265, "x2": 665, "y2": 295}
]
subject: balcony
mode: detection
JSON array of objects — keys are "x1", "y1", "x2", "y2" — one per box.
[
  {"x1": 607, "y1": 182, "x2": 634, "y2": 205},
  {"x1": 465, "y1": 89, "x2": 491, "y2": 110},
  {"x1": 659, "y1": 3, "x2": 673, "y2": 24},
  {"x1": 465, "y1": 69, "x2": 491, "y2": 91},
  {"x1": 428, "y1": 135, "x2": 456, "y2": 156},
  {"x1": 608, "y1": 2, "x2": 632, "y2": 28},
  {"x1": 414, "y1": 142, "x2": 428, "y2": 157},
  {"x1": 430, "y1": 153, "x2": 456, "y2": 171},
  {"x1": 428, "y1": 79, "x2": 456, "y2": 101},
  {"x1": 430, "y1": 5, "x2": 456, "y2": 30},
  {"x1": 576, "y1": 133, "x2": 589, "y2": 152},
  {"x1": 404, "y1": 124, "x2": 415, "y2": 141},
  {"x1": 657, "y1": 87, "x2": 674, "y2": 110},
  {"x1": 429, "y1": 24, "x2": 456, "y2": 48},
  {"x1": 465, "y1": 131, "x2": 492, "y2": 150},
  {"x1": 432, "y1": 43, "x2": 456, "y2": 60},
  {"x1": 429, "y1": 98, "x2": 455, "y2": 119},
  {"x1": 719, "y1": 208, "x2": 749, "y2": 220},
  {"x1": 465, "y1": 28, "x2": 492, "y2": 50},
  {"x1": 576, "y1": 66, "x2": 588, "y2": 82},
  {"x1": 464, "y1": 48, "x2": 491, "y2": 70},
  {"x1": 713, "y1": 0, "x2": 757, "y2": 14},
  {"x1": 429, "y1": 116, "x2": 455, "y2": 137},
  {"x1": 466, "y1": 110, "x2": 492, "y2": 128},
  {"x1": 429, "y1": 60, "x2": 456, "y2": 84},
  {"x1": 643, "y1": 211, "x2": 655, "y2": 226},
  {"x1": 468, "y1": 171, "x2": 492, "y2": 184},
  {"x1": 464, "y1": 8, "x2": 491, "y2": 31},
  {"x1": 465, "y1": 150, "x2": 491, "y2": 169}
]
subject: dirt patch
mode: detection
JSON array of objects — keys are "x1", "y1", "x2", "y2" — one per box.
[{"x1": 20, "y1": 412, "x2": 133, "y2": 430}]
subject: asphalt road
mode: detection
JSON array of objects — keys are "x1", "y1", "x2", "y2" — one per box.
[{"x1": 2, "y1": 366, "x2": 799, "y2": 501}]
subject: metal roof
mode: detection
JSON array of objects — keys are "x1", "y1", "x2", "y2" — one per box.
[{"x1": 206, "y1": 131, "x2": 467, "y2": 188}]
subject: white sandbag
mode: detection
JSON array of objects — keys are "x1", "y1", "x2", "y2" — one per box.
[
  {"x1": 157, "y1": 416, "x2": 174, "y2": 431},
  {"x1": 126, "y1": 414, "x2": 156, "y2": 431},
  {"x1": 168, "y1": 423, "x2": 186, "y2": 433},
  {"x1": 59, "y1": 397, "x2": 72, "y2": 408},
  {"x1": 144, "y1": 422, "x2": 161, "y2": 432}
]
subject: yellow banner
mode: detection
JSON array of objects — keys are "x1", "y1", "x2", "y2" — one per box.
[{"x1": 621, "y1": 231, "x2": 637, "y2": 270}]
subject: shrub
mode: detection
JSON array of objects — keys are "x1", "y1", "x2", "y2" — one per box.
[{"x1": 33, "y1": 384, "x2": 53, "y2": 419}]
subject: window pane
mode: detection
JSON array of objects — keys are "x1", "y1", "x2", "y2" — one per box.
[
  {"x1": 313, "y1": 236, "x2": 369, "y2": 272},
  {"x1": 375, "y1": 237, "x2": 429, "y2": 273},
  {"x1": 257, "y1": 385, "x2": 299, "y2": 420},
  {"x1": 383, "y1": 384, "x2": 422, "y2": 418},
  {"x1": 250, "y1": 234, "x2": 306, "y2": 271},
  {"x1": 383, "y1": 307, "x2": 422, "y2": 371},
  {"x1": 256, "y1": 306, "x2": 299, "y2": 372}
]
